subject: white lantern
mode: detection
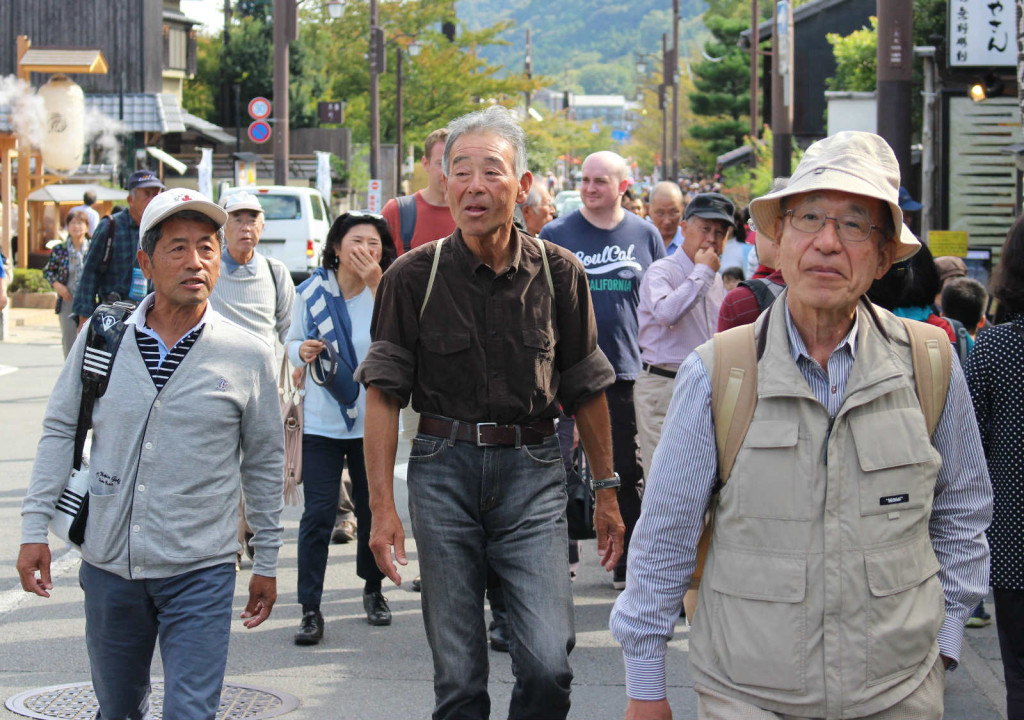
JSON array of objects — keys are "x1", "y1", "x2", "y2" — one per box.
[{"x1": 38, "y1": 74, "x2": 85, "y2": 173}]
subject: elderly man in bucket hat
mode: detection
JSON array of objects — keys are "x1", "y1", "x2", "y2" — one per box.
[{"x1": 611, "y1": 131, "x2": 993, "y2": 719}]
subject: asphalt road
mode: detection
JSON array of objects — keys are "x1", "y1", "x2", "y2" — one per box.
[{"x1": 0, "y1": 313, "x2": 1010, "y2": 719}]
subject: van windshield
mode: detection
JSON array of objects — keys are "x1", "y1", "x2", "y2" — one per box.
[{"x1": 256, "y1": 194, "x2": 302, "y2": 220}]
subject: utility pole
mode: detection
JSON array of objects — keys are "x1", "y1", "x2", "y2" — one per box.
[
  {"x1": 396, "y1": 45, "x2": 403, "y2": 197},
  {"x1": 525, "y1": 28, "x2": 533, "y2": 114},
  {"x1": 750, "y1": 0, "x2": 759, "y2": 138},
  {"x1": 662, "y1": 33, "x2": 670, "y2": 181},
  {"x1": 273, "y1": 0, "x2": 296, "y2": 186},
  {"x1": 876, "y1": 0, "x2": 913, "y2": 182},
  {"x1": 771, "y1": 0, "x2": 793, "y2": 178},
  {"x1": 671, "y1": 0, "x2": 680, "y2": 180},
  {"x1": 369, "y1": 0, "x2": 382, "y2": 181}
]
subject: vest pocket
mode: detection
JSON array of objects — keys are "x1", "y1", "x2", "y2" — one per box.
[
  {"x1": 735, "y1": 420, "x2": 811, "y2": 521},
  {"x1": 864, "y1": 536, "x2": 943, "y2": 685},
  {"x1": 708, "y1": 547, "x2": 807, "y2": 692},
  {"x1": 850, "y1": 409, "x2": 936, "y2": 517}
]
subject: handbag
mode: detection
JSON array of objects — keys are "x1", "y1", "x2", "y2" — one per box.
[
  {"x1": 280, "y1": 355, "x2": 305, "y2": 506},
  {"x1": 565, "y1": 445, "x2": 597, "y2": 541},
  {"x1": 51, "y1": 301, "x2": 134, "y2": 545}
]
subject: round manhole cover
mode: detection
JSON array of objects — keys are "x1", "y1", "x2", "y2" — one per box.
[{"x1": 5, "y1": 681, "x2": 299, "y2": 719}]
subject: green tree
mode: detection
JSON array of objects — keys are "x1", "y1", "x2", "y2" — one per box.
[{"x1": 826, "y1": 17, "x2": 878, "y2": 92}]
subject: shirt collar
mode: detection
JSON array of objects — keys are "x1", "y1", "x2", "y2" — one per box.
[
  {"x1": 665, "y1": 226, "x2": 683, "y2": 255},
  {"x1": 127, "y1": 292, "x2": 212, "y2": 339},
  {"x1": 221, "y1": 247, "x2": 260, "y2": 274},
  {"x1": 450, "y1": 226, "x2": 523, "y2": 279},
  {"x1": 783, "y1": 301, "x2": 860, "y2": 364}
]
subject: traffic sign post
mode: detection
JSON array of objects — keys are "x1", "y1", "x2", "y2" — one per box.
[
  {"x1": 248, "y1": 120, "x2": 272, "y2": 144},
  {"x1": 367, "y1": 179, "x2": 382, "y2": 213},
  {"x1": 248, "y1": 97, "x2": 272, "y2": 120}
]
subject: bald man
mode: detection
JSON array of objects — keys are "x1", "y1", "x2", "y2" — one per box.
[
  {"x1": 648, "y1": 181, "x2": 685, "y2": 255},
  {"x1": 541, "y1": 151, "x2": 665, "y2": 590}
]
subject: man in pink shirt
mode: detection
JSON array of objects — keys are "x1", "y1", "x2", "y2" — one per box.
[{"x1": 634, "y1": 193, "x2": 734, "y2": 476}]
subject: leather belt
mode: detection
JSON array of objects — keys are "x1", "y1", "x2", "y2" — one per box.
[
  {"x1": 642, "y1": 362, "x2": 678, "y2": 380},
  {"x1": 418, "y1": 415, "x2": 556, "y2": 447}
]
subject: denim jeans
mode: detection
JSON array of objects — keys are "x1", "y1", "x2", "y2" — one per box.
[
  {"x1": 79, "y1": 561, "x2": 235, "y2": 720},
  {"x1": 298, "y1": 434, "x2": 383, "y2": 608},
  {"x1": 407, "y1": 432, "x2": 575, "y2": 720}
]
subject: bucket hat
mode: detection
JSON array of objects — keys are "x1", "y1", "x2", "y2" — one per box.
[{"x1": 748, "y1": 131, "x2": 919, "y2": 261}]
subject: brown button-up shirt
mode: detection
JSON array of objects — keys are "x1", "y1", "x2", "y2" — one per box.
[{"x1": 355, "y1": 227, "x2": 615, "y2": 424}]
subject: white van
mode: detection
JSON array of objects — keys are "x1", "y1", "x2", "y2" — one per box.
[{"x1": 222, "y1": 186, "x2": 331, "y2": 282}]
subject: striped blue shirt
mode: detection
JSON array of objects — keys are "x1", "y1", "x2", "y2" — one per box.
[
  {"x1": 127, "y1": 294, "x2": 209, "y2": 391},
  {"x1": 610, "y1": 303, "x2": 993, "y2": 701}
]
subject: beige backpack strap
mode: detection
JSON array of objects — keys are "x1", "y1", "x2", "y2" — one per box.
[
  {"x1": 691, "y1": 323, "x2": 759, "y2": 592},
  {"x1": 419, "y1": 237, "x2": 446, "y2": 321},
  {"x1": 900, "y1": 317, "x2": 952, "y2": 437},
  {"x1": 533, "y1": 236, "x2": 555, "y2": 295}
]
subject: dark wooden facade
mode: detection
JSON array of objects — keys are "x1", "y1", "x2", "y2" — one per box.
[{"x1": 1, "y1": 0, "x2": 165, "y2": 94}]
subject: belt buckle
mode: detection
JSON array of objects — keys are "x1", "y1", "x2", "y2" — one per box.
[{"x1": 474, "y1": 422, "x2": 498, "y2": 447}]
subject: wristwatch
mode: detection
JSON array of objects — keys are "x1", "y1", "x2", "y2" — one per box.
[{"x1": 592, "y1": 472, "x2": 621, "y2": 490}]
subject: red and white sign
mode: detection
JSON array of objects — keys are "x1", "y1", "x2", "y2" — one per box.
[
  {"x1": 367, "y1": 179, "x2": 382, "y2": 213},
  {"x1": 248, "y1": 97, "x2": 272, "y2": 120},
  {"x1": 248, "y1": 120, "x2": 272, "y2": 144}
]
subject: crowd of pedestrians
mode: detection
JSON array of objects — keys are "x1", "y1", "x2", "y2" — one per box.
[{"x1": 10, "y1": 104, "x2": 1024, "y2": 720}]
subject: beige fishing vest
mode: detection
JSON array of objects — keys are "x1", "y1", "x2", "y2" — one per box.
[{"x1": 692, "y1": 301, "x2": 944, "y2": 719}]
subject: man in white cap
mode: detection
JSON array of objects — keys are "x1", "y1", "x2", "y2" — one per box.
[
  {"x1": 17, "y1": 188, "x2": 285, "y2": 720},
  {"x1": 208, "y1": 191, "x2": 294, "y2": 348},
  {"x1": 611, "y1": 131, "x2": 993, "y2": 719}
]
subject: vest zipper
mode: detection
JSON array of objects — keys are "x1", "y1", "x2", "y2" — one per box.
[{"x1": 823, "y1": 415, "x2": 835, "y2": 466}]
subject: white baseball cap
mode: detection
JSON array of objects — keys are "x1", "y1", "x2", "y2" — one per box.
[
  {"x1": 221, "y1": 191, "x2": 264, "y2": 214},
  {"x1": 138, "y1": 188, "x2": 228, "y2": 247}
]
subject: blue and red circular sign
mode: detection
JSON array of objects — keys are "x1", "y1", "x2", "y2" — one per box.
[
  {"x1": 248, "y1": 97, "x2": 272, "y2": 120},
  {"x1": 248, "y1": 120, "x2": 272, "y2": 144}
]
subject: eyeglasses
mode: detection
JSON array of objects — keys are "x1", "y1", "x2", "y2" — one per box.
[{"x1": 784, "y1": 208, "x2": 880, "y2": 243}]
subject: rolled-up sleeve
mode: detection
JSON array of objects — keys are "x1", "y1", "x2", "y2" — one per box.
[
  {"x1": 354, "y1": 266, "x2": 419, "y2": 406},
  {"x1": 549, "y1": 251, "x2": 615, "y2": 414}
]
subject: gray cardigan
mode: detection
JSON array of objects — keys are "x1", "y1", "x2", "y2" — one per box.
[{"x1": 21, "y1": 310, "x2": 286, "y2": 579}]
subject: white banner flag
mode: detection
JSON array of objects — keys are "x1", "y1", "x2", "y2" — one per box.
[
  {"x1": 316, "y1": 151, "x2": 332, "y2": 205},
  {"x1": 197, "y1": 148, "x2": 213, "y2": 199}
]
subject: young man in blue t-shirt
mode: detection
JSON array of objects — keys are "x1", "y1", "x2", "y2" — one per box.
[{"x1": 541, "y1": 151, "x2": 665, "y2": 588}]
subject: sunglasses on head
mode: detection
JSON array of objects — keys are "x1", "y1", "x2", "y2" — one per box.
[{"x1": 346, "y1": 210, "x2": 385, "y2": 220}]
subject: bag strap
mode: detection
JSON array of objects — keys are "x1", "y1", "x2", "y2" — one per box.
[
  {"x1": 419, "y1": 237, "x2": 445, "y2": 320},
  {"x1": 97, "y1": 213, "x2": 117, "y2": 278},
  {"x1": 739, "y1": 277, "x2": 784, "y2": 313},
  {"x1": 265, "y1": 254, "x2": 279, "y2": 295},
  {"x1": 532, "y1": 236, "x2": 555, "y2": 296},
  {"x1": 900, "y1": 317, "x2": 952, "y2": 437},
  {"x1": 711, "y1": 323, "x2": 759, "y2": 484},
  {"x1": 397, "y1": 194, "x2": 417, "y2": 253}
]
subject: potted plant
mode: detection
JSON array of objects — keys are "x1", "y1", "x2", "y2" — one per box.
[{"x1": 7, "y1": 268, "x2": 57, "y2": 310}]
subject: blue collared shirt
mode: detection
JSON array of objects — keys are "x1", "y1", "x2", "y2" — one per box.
[
  {"x1": 664, "y1": 226, "x2": 683, "y2": 256},
  {"x1": 221, "y1": 248, "x2": 260, "y2": 275},
  {"x1": 610, "y1": 301, "x2": 993, "y2": 700}
]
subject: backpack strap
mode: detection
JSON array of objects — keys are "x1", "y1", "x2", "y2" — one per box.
[
  {"x1": 532, "y1": 236, "x2": 554, "y2": 296},
  {"x1": 265, "y1": 254, "x2": 279, "y2": 295},
  {"x1": 900, "y1": 317, "x2": 952, "y2": 437},
  {"x1": 397, "y1": 194, "x2": 418, "y2": 253},
  {"x1": 97, "y1": 213, "x2": 118, "y2": 278},
  {"x1": 739, "y1": 277, "x2": 785, "y2": 314},
  {"x1": 419, "y1": 237, "x2": 445, "y2": 320}
]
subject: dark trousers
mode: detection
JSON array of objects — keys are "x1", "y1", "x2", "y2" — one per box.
[
  {"x1": 995, "y1": 589, "x2": 1024, "y2": 719},
  {"x1": 606, "y1": 380, "x2": 643, "y2": 575},
  {"x1": 297, "y1": 434, "x2": 383, "y2": 609}
]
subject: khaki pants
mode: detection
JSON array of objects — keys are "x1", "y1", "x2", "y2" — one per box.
[
  {"x1": 696, "y1": 656, "x2": 946, "y2": 720},
  {"x1": 634, "y1": 369, "x2": 676, "y2": 479}
]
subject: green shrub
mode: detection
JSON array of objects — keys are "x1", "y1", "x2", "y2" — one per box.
[{"x1": 7, "y1": 268, "x2": 53, "y2": 294}]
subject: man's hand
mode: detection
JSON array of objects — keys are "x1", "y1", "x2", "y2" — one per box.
[
  {"x1": 625, "y1": 698, "x2": 672, "y2": 720},
  {"x1": 16, "y1": 543, "x2": 53, "y2": 598},
  {"x1": 694, "y1": 246, "x2": 720, "y2": 272},
  {"x1": 595, "y1": 488, "x2": 625, "y2": 571},
  {"x1": 240, "y1": 574, "x2": 276, "y2": 628},
  {"x1": 369, "y1": 506, "x2": 407, "y2": 585}
]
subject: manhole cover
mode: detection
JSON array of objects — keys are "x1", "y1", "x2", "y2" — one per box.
[{"x1": 5, "y1": 681, "x2": 299, "y2": 719}]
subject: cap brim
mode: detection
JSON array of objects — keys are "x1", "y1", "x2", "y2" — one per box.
[
  {"x1": 687, "y1": 210, "x2": 736, "y2": 228},
  {"x1": 139, "y1": 200, "x2": 228, "y2": 245},
  {"x1": 225, "y1": 202, "x2": 264, "y2": 213},
  {"x1": 132, "y1": 180, "x2": 166, "y2": 190}
]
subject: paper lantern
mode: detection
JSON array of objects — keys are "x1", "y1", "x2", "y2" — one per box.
[{"x1": 38, "y1": 74, "x2": 85, "y2": 173}]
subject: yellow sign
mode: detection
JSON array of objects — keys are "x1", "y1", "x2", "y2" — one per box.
[{"x1": 927, "y1": 230, "x2": 969, "y2": 258}]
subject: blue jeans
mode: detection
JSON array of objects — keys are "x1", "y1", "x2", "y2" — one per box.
[
  {"x1": 298, "y1": 434, "x2": 383, "y2": 608},
  {"x1": 408, "y1": 432, "x2": 575, "y2": 720},
  {"x1": 79, "y1": 561, "x2": 235, "y2": 720}
]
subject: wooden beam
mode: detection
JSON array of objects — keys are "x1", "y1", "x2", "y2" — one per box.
[{"x1": 0, "y1": 136, "x2": 14, "y2": 263}]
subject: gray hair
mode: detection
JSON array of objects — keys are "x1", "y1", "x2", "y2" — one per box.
[
  {"x1": 522, "y1": 184, "x2": 546, "y2": 209},
  {"x1": 442, "y1": 105, "x2": 528, "y2": 179},
  {"x1": 140, "y1": 210, "x2": 225, "y2": 259}
]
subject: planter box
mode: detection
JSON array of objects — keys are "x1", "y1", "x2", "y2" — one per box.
[{"x1": 9, "y1": 291, "x2": 57, "y2": 310}]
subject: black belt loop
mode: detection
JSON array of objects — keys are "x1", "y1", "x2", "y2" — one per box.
[{"x1": 447, "y1": 420, "x2": 459, "y2": 447}]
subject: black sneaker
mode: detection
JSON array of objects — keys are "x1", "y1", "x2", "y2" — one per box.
[
  {"x1": 294, "y1": 610, "x2": 324, "y2": 645},
  {"x1": 363, "y1": 591, "x2": 392, "y2": 626}
]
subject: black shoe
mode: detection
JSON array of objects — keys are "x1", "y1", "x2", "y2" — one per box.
[
  {"x1": 363, "y1": 591, "x2": 392, "y2": 626},
  {"x1": 294, "y1": 610, "x2": 324, "y2": 645},
  {"x1": 489, "y1": 614, "x2": 510, "y2": 653},
  {"x1": 411, "y1": 574, "x2": 422, "y2": 592}
]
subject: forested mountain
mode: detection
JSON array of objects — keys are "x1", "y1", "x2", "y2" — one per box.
[{"x1": 456, "y1": 0, "x2": 710, "y2": 95}]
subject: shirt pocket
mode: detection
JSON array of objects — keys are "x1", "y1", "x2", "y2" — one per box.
[
  {"x1": 521, "y1": 326, "x2": 557, "y2": 396},
  {"x1": 708, "y1": 547, "x2": 808, "y2": 692},
  {"x1": 850, "y1": 409, "x2": 935, "y2": 518},
  {"x1": 419, "y1": 330, "x2": 475, "y2": 391},
  {"x1": 734, "y1": 420, "x2": 813, "y2": 521}
]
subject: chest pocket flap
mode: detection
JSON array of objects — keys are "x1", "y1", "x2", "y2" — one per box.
[
  {"x1": 523, "y1": 326, "x2": 555, "y2": 353},
  {"x1": 420, "y1": 330, "x2": 471, "y2": 355},
  {"x1": 710, "y1": 547, "x2": 806, "y2": 603},
  {"x1": 849, "y1": 408, "x2": 934, "y2": 472},
  {"x1": 742, "y1": 420, "x2": 798, "y2": 449}
]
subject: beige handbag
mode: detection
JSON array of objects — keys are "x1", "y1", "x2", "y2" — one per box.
[{"x1": 280, "y1": 355, "x2": 305, "y2": 505}]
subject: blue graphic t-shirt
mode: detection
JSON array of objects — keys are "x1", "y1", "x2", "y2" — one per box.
[{"x1": 541, "y1": 209, "x2": 665, "y2": 380}]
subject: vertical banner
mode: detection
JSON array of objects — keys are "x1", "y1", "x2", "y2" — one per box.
[
  {"x1": 316, "y1": 151, "x2": 332, "y2": 205},
  {"x1": 197, "y1": 148, "x2": 213, "y2": 199}
]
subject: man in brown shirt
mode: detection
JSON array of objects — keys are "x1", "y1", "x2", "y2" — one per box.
[{"x1": 356, "y1": 105, "x2": 623, "y2": 720}]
